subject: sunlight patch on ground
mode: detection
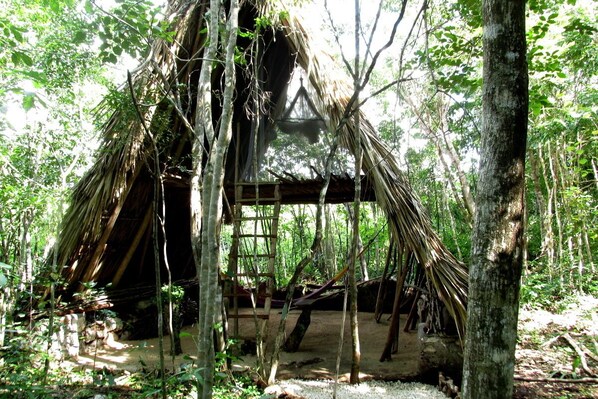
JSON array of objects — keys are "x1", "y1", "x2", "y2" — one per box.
[{"x1": 519, "y1": 294, "x2": 598, "y2": 334}]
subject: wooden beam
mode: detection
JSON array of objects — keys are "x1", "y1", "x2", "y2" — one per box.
[
  {"x1": 223, "y1": 175, "x2": 376, "y2": 205},
  {"x1": 111, "y1": 206, "x2": 153, "y2": 287},
  {"x1": 81, "y1": 166, "x2": 144, "y2": 284}
]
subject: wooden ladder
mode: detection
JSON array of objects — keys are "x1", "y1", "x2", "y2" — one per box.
[{"x1": 226, "y1": 182, "x2": 281, "y2": 338}]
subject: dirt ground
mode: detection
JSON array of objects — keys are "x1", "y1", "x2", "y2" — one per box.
[
  {"x1": 72, "y1": 298, "x2": 598, "y2": 399},
  {"x1": 75, "y1": 309, "x2": 420, "y2": 382}
]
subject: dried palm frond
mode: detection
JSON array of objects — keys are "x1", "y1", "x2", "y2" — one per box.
[
  {"x1": 278, "y1": 9, "x2": 468, "y2": 338},
  {"x1": 57, "y1": 1, "x2": 201, "y2": 283}
]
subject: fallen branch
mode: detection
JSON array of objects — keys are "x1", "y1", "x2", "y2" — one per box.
[
  {"x1": 541, "y1": 332, "x2": 597, "y2": 377},
  {"x1": 579, "y1": 340, "x2": 598, "y2": 363},
  {"x1": 541, "y1": 334, "x2": 561, "y2": 348},
  {"x1": 514, "y1": 375, "x2": 598, "y2": 384},
  {"x1": 562, "y1": 333, "x2": 597, "y2": 377}
]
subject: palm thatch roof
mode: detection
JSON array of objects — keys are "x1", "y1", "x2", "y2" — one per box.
[{"x1": 55, "y1": 0, "x2": 468, "y2": 336}]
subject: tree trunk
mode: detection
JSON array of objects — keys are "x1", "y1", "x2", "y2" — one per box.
[
  {"x1": 538, "y1": 145, "x2": 556, "y2": 276},
  {"x1": 441, "y1": 130, "x2": 476, "y2": 220},
  {"x1": 547, "y1": 142, "x2": 565, "y2": 268},
  {"x1": 405, "y1": 95, "x2": 475, "y2": 224},
  {"x1": 343, "y1": 203, "x2": 369, "y2": 281},
  {"x1": 190, "y1": 1, "x2": 239, "y2": 398},
  {"x1": 462, "y1": 0, "x2": 528, "y2": 398},
  {"x1": 283, "y1": 307, "x2": 312, "y2": 352},
  {"x1": 268, "y1": 84, "x2": 344, "y2": 385},
  {"x1": 347, "y1": 0, "x2": 362, "y2": 384},
  {"x1": 324, "y1": 205, "x2": 337, "y2": 280},
  {"x1": 380, "y1": 248, "x2": 409, "y2": 361}
]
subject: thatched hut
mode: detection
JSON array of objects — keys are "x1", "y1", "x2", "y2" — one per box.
[{"x1": 54, "y1": 0, "x2": 467, "y2": 344}]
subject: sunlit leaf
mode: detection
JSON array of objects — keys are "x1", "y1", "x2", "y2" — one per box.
[
  {"x1": 73, "y1": 30, "x2": 87, "y2": 44},
  {"x1": 22, "y1": 93, "x2": 35, "y2": 110}
]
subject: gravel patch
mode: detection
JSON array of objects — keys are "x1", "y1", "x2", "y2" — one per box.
[{"x1": 267, "y1": 379, "x2": 447, "y2": 399}]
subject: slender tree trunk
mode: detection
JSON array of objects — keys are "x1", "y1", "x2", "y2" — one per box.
[
  {"x1": 462, "y1": 0, "x2": 528, "y2": 398},
  {"x1": 592, "y1": 158, "x2": 598, "y2": 192},
  {"x1": 128, "y1": 69, "x2": 168, "y2": 398},
  {"x1": 405, "y1": 95, "x2": 475, "y2": 224},
  {"x1": 189, "y1": 1, "x2": 221, "y2": 397},
  {"x1": 268, "y1": 127, "x2": 340, "y2": 385},
  {"x1": 547, "y1": 142, "x2": 565, "y2": 269},
  {"x1": 196, "y1": 1, "x2": 239, "y2": 397},
  {"x1": 441, "y1": 131, "x2": 476, "y2": 220},
  {"x1": 343, "y1": 203, "x2": 369, "y2": 281},
  {"x1": 380, "y1": 248, "x2": 409, "y2": 361},
  {"x1": 347, "y1": 0, "x2": 362, "y2": 384},
  {"x1": 528, "y1": 152, "x2": 546, "y2": 248},
  {"x1": 324, "y1": 205, "x2": 337, "y2": 280},
  {"x1": 538, "y1": 145, "x2": 556, "y2": 277},
  {"x1": 442, "y1": 185, "x2": 463, "y2": 258}
]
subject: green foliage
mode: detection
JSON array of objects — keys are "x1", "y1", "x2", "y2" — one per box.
[
  {"x1": 0, "y1": 328, "x2": 265, "y2": 398},
  {"x1": 418, "y1": 2, "x2": 482, "y2": 97},
  {"x1": 0, "y1": 318, "x2": 70, "y2": 397},
  {"x1": 521, "y1": 260, "x2": 598, "y2": 311},
  {"x1": 520, "y1": 270, "x2": 568, "y2": 310},
  {"x1": 89, "y1": 0, "x2": 172, "y2": 64},
  {"x1": 561, "y1": 13, "x2": 597, "y2": 77},
  {"x1": 161, "y1": 283, "x2": 185, "y2": 303}
]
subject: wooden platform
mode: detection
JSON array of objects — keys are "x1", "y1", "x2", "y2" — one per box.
[{"x1": 224, "y1": 174, "x2": 376, "y2": 205}]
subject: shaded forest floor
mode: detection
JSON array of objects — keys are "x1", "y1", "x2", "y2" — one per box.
[
  {"x1": 513, "y1": 294, "x2": 598, "y2": 399},
  {"x1": 74, "y1": 311, "x2": 419, "y2": 381},
  {"x1": 58, "y1": 295, "x2": 598, "y2": 398}
]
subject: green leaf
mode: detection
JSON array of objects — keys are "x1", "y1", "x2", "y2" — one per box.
[
  {"x1": 84, "y1": 0, "x2": 93, "y2": 13},
  {"x1": 572, "y1": 356, "x2": 581, "y2": 371},
  {"x1": 9, "y1": 26, "x2": 24, "y2": 43},
  {"x1": 19, "y1": 52, "x2": 33, "y2": 66},
  {"x1": 22, "y1": 93, "x2": 35, "y2": 111},
  {"x1": 49, "y1": 0, "x2": 60, "y2": 13},
  {"x1": 73, "y1": 30, "x2": 87, "y2": 44},
  {"x1": 11, "y1": 51, "x2": 33, "y2": 66},
  {"x1": 105, "y1": 53, "x2": 118, "y2": 64}
]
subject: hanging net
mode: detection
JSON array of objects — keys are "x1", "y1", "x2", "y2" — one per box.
[{"x1": 275, "y1": 77, "x2": 327, "y2": 144}]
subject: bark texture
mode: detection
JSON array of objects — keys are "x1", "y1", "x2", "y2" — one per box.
[
  {"x1": 192, "y1": 1, "x2": 239, "y2": 397},
  {"x1": 462, "y1": 1, "x2": 528, "y2": 398}
]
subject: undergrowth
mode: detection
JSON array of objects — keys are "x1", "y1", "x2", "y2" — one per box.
[{"x1": 0, "y1": 329, "x2": 265, "y2": 399}]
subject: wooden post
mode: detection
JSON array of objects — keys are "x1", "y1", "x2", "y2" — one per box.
[{"x1": 283, "y1": 307, "x2": 312, "y2": 352}]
